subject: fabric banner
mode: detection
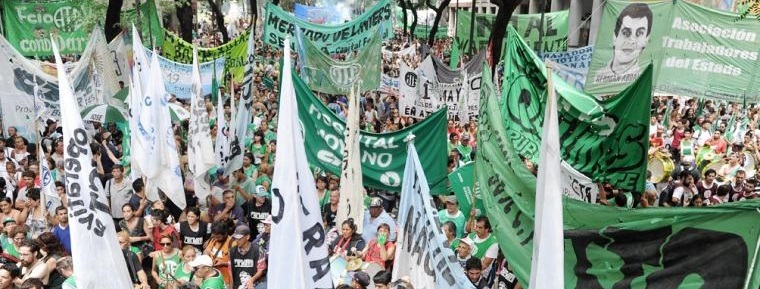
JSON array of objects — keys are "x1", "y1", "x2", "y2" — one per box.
[
  {"x1": 0, "y1": 27, "x2": 118, "y2": 142},
  {"x1": 448, "y1": 163, "x2": 485, "y2": 216},
  {"x1": 2, "y1": 0, "x2": 88, "y2": 56},
  {"x1": 268, "y1": 40, "x2": 332, "y2": 289},
  {"x1": 227, "y1": 32, "x2": 256, "y2": 175},
  {"x1": 294, "y1": 3, "x2": 342, "y2": 24},
  {"x1": 541, "y1": 46, "x2": 594, "y2": 90},
  {"x1": 131, "y1": 27, "x2": 161, "y2": 179},
  {"x1": 379, "y1": 73, "x2": 399, "y2": 94},
  {"x1": 295, "y1": 72, "x2": 449, "y2": 193},
  {"x1": 455, "y1": 10, "x2": 569, "y2": 54},
  {"x1": 263, "y1": 0, "x2": 394, "y2": 54},
  {"x1": 586, "y1": 0, "x2": 760, "y2": 102},
  {"x1": 502, "y1": 26, "x2": 652, "y2": 193},
  {"x1": 187, "y1": 49, "x2": 216, "y2": 180},
  {"x1": 382, "y1": 46, "x2": 416, "y2": 58},
  {"x1": 336, "y1": 87, "x2": 366, "y2": 234},
  {"x1": 143, "y1": 49, "x2": 226, "y2": 99},
  {"x1": 393, "y1": 142, "x2": 475, "y2": 289},
  {"x1": 53, "y1": 38, "x2": 134, "y2": 289},
  {"x1": 399, "y1": 51, "x2": 485, "y2": 123},
  {"x1": 296, "y1": 27, "x2": 382, "y2": 94},
  {"x1": 161, "y1": 29, "x2": 250, "y2": 82},
  {"x1": 477, "y1": 60, "x2": 760, "y2": 289}
]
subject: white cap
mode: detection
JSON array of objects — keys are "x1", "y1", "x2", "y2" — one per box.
[
  {"x1": 188, "y1": 255, "x2": 213, "y2": 268},
  {"x1": 459, "y1": 237, "x2": 475, "y2": 249}
]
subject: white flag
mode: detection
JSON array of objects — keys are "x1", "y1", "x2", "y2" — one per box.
[
  {"x1": 53, "y1": 37, "x2": 134, "y2": 289},
  {"x1": 529, "y1": 65, "x2": 565, "y2": 289},
  {"x1": 145, "y1": 51, "x2": 187, "y2": 209},
  {"x1": 226, "y1": 28, "x2": 256, "y2": 174},
  {"x1": 268, "y1": 39, "x2": 333, "y2": 289},
  {"x1": 131, "y1": 27, "x2": 160, "y2": 179},
  {"x1": 393, "y1": 141, "x2": 475, "y2": 289},
  {"x1": 214, "y1": 73, "x2": 231, "y2": 171},
  {"x1": 187, "y1": 48, "x2": 216, "y2": 200},
  {"x1": 336, "y1": 85, "x2": 365, "y2": 234},
  {"x1": 34, "y1": 81, "x2": 60, "y2": 215}
]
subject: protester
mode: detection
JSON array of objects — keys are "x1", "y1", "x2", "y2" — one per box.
[
  {"x1": 360, "y1": 223, "x2": 395, "y2": 269},
  {"x1": 437, "y1": 196, "x2": 465, "y2": 237},
  {"x1": 202, "y1": 222, "x2": 232, "y2": 285},
  {"x1": 151, "y1": 234, "x2": 181, "y2": 289},
  {"x1": 188, "y1": 255, "x2": 225, "y2": 289},
  {"x1": 55, "y1": 257, "x2": 76, "y2": 289},
  {"x1": 361, "y1": 198, "x2": 397, "y2": 243},
  {"x1": 465, "y1": 257, "x2": 488, "y2": 289},
  {"x1": 16, "y1": 241, "x2": 48, "y2": 285},
  {"x1": 174, "y1": 207, "x2": 210, "y2": 253},
  {"x1": 328, "y1": 219, "x2": 366, "y2": 258},
  {"x1": 0, "y1": 264, "x2": 18, "y2": 289}
]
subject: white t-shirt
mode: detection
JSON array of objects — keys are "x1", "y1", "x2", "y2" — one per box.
[{"x1": 672, "y1": 186, "x2": 695, "y2": 206}]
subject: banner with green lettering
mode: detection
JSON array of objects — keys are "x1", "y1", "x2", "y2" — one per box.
[
  {"x1": 263, "y1": 0, "x2": 394, "y2": 54},
  {"x1": 586, "y1": 0, "x2": 760, "y2": 102},
  {"x1": 477, "y1": 61, "x2": 760, "y2": 289},
  {"x1": 294, "y1": 71, "x2": 449, "y2": 193},
  {"x1": 448, "y1": 162, "x2": 485, "y2": 216},
  {"x1": 502, "y1": 26, "x2": 651, "y2": 193},
  {"x1": 2, "y1": 0, "x2": 88, "y2": 56},
  {"x1": 455, "y1": 10, "x2": 569, "y2": 54},
  {"x1": 296, "y1": 28, "x2": 382, "y2": 94},
  {"x1": 161, "y1": 29, "x2": 249, "y2": 82}
]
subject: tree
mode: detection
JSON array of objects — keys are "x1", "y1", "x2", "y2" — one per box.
[
  {"x1": 488, "y1": 0, "x2": 522, "y2": 73},
  {"x1": 738, "y1": 0, "x2": 760, "y2": 20},
  {"x1": 398, "y1": 0, "x2": 410, "y2": 37},
  {"x1": 207, "y1": 0, "x2": 230, "y2": 43},
  {"x1": 176, "y1": 1, "x2": 193, "y2": 42},
  {"x1": 426, "y1": 0, "x2": 451, "y2": 46},
  {"x1": 104, "y1": 0, "x2": 124, "y2": 42}
]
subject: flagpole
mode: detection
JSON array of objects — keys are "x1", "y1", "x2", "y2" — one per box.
[{"x1": 468, "y1": 0, "x2": 477, "y2": 55}]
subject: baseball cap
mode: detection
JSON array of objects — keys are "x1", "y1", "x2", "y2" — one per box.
[
  {"x1": 445, "y1": 195, "x2": 458, "y2": 204},
  {"x1": 232, "y1": 225, "x2": 251, "y2": 239},
  {"x1": 254, "y1": 185, "x2": 269, "y2": 198},
  {"x1": 188, "y1": 255, "x2": 213, "y2": 268},
  {"x1": 353, "y1": 271, "x2": 370, "y2": 287},
  {"x1": 369, "y1": 197, "x2": 383, "y2": 207},
  {"x1": 2, "y1": 217, "x2": 15, "y2": 225},
  {"x1": 461, "y1": 133, "x2": 470, "y2": 140},
  {"x1": 459, "y1": 237, "x2": 475, "y2": 249},
  {"x1": 262, "y1": 215, "x2": 273, "y2": 225}
]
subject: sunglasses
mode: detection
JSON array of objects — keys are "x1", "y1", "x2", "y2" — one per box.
[{"x1": 160, "y1": 242, "x2": 172, "y2": 246}]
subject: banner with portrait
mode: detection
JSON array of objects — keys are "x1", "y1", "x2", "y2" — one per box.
[{"x1": 586, "y1": 0, "x2": 760, "y2": 102}]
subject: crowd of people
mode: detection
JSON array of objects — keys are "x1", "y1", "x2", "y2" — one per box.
[{"x1": 4, "y1": 11, "x2": 758, "y2": 289}]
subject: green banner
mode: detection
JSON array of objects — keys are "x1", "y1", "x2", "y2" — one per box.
[
  {"x1": 161, "y1": 29, "x2": 249, "y2": 82},
  {"x1": 502, "y1": 26, "x2": 652, "y2": 193},
  {"x1": 294, "y1": 71, "x2": 449, "y2": 193},
  {"x1": 586, "y1": 0, "x2": 760, "y2": 102},
  {"x1": 477, "y1": 60, "x2": 760, "y2": 289},
  {"x1": 2, "y1": 0, "x2": 88, "y2": 56},
  {"x1": 296, "y1": 28, "x2": 382, "y2": 94},
  {"x1": 448, "y1": 162, "x2": 484, "y2": 216},
  {"x1": 263, "y1": 0, "x2": 394, "y2": 54},
  {"x1": 455, "y1": 10, "x2": 569, "y2": 54}
]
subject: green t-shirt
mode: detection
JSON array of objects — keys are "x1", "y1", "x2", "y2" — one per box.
[
  {"x1": 62, "y1": 276, "x2": 78, "y2": 289},
  {"x1": 438, "y1": 209, "x2": 467, "y2": 238},
  {"x1": 264, "y1": 130, "x2": 277, "y2": 144},
  {"x1": 243, "y1": 164, "x2": 258, "y2": 179},
  {"x1": 200, "y1": 270, "x2": 226, "y2": 289},
  {"x1": 256, "y1": 175, "x2": 271, "y2": 187},
  {"x1": 467, "y1": 232, "x2": 497, "y2": 260},
  {"x1": 156, "y1": 251, "x2": 182, "y2": 289},
  {"x1": 173, "y1": 263, "x2": 193, "y2": 284},
  {"x1": 3, "y1": 242, "x2": 19, "y2": 258}
]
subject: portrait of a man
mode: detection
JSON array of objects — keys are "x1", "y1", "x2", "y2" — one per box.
[{"x1": 594, "y1": 3, "x2": 653, "y2": 84}]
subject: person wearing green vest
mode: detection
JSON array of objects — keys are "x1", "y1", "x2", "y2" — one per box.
[
  {"x1": 55, "y1": 256, "x2": 77, "y2": 289},
  {"x1": 456, "y1": 133, "x2": 474, "y2": 162},
  {"x1": 680, "y1": 130, "x2": 696, "y2": 160},
  {"x1": 173, "y1": 246, "x2": 197, "y2": 287},
  {"x1": 189, "y1": 255, "x2": 226, "y2": 289},
  {"x1": 466, "y1": 216, "x2": 499, "y2": 280},
  {"x1": 438, "y1": 196, "x2": 466, "y2": 238}
]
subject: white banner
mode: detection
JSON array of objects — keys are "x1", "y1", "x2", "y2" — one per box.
[
  {"x1": 560, "y1": 161, "x2": 599, "y2": 204},
  {"x1": 187, "y1": 48, "x2": 216, "y2": 202},
  {"x1": 393, "y1": 142, "x2": 475, "y2": 289},
  {"x1": 268, "y1": 39, "x2": 333, "y2": 289},
  {"x1": 398, "y1": 54, "x2": 483, "y2": 123},
  {"x1": 0, "y1": 27, "x2": 118, "y2": 142},
  {"x1": 53, "y1": 38, "x2": 133, "y2": 289},
  {"x1": 382, "y1": 45, "x2": 416, "y2": 58},
  {"x1": 541, "y1": 46, "x2": 593, "y2": 90},
  {"x1": 226, "y1": 31, "x2": 255, "y2": 174},
  {"x1": 379, "y1": 73, "x2": 399, "y2": 94},
  {"x1": 145, "y1": 49, "x2": 226, "y2": 100},
  {"x1": 336, "y1": 86, "x2": 365, "y2": 234}
]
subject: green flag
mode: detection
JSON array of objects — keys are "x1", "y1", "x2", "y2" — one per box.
[
  {"x1": 162, "y1": 29, "x2": 251, "y2": 82},
  {"x1": 450, "y1": 40, "x2": 461, "y2": 69},
  {"x1": 448, "y1": 162, "x2": 484, "y2": 216},
  {"x1": 293, "y1": 71, "x2": 449, "y2": 193},
  {"x1": 500, "y1": 26, "x2": 652, "y2": 193},
  {"x1": 477, "y1": 61, "x2": 760, "y2": 289}
]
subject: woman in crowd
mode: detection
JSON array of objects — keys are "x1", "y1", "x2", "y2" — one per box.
[
  {"x1": 0, "y1": 198, "x2": 20, "y2": 224},
  {"x1": 152, "y1": 234, "x2": 181, "y2": 289},
  {"x1": 203, "y1": 222, "x2": 232, "y2": 285},
  {"x1": 18, "y1": 189, "x2": 49, "y2": 239},
  {"x1": 172, "y1": 245, "x2": 198, "y2": 288},
  {"x1": 10, "y1": 137, "x2": 29, "y2": 167},
  {"x1": 174, "y1": 207, "x2": 209, "y2": 253},
  {"x1": 150, "y1": 209, "x2": 179, "y2": 251},
  {"x1": 119, "y1": 204, "x2": 152, "y2": 255},
  {"x1": 360, "y1": 223, "x2": 395, "y2": 269},
  {"x1": 315, "y1": 176, "x2": 330, "y2": 208},
  {"x1": 328, "y1": 218, "x2": 365, "y2": 258},
  {"x1": 34, "y1": 232, "x2": 66, "y2": 289}
]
